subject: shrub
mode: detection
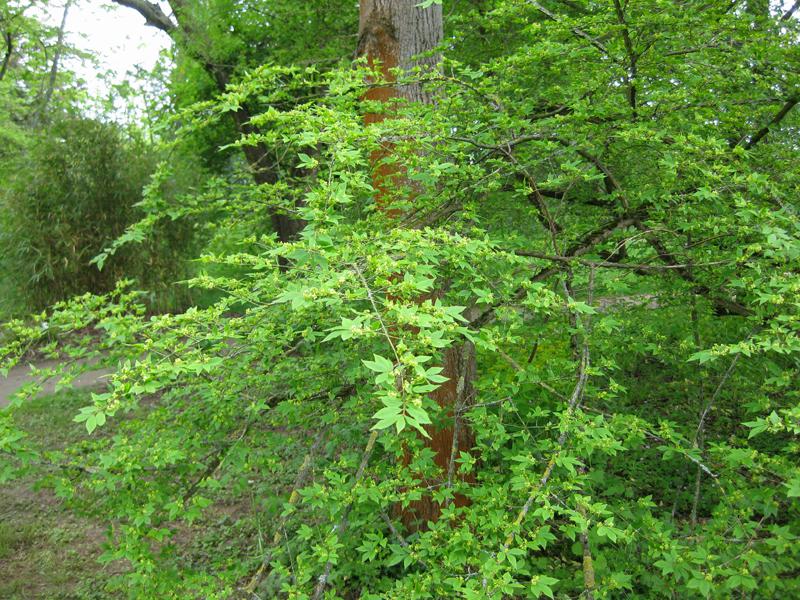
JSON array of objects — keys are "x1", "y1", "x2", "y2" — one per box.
[{"x1": 0, "y1": 118, "x2": 194, "y2": 313}]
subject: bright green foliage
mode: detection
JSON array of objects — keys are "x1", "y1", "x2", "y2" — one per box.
[
  {"x1": 0, "y1": 0, "x2": 82, "y2": 148},
  {"x1": 163, "y1": 0, "x2": 356, "y2": 174},
  {"x1": 2, "y1": 1, "x2": 800, "y2": 599}
]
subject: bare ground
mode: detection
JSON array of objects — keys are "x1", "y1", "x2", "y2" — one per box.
[{"x1": 0, "y1": 360, "x2": 113, "y2": 409}]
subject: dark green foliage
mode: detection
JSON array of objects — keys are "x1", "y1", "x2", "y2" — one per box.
[{"x1": 0, "y1": 118, "x2": 194, "y2": 312}]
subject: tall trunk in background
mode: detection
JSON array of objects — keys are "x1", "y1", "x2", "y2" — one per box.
[
  {"x1": 358, "y1": 0, "x2": 442, "y2": 106},
  {"x1": 33, "y1": 0, "x2": 71, "y2": 126},
  {"x1": 0, "y1": 31, "x2": 13, "y2": 83},
  {"x1": 112, "y1": 0, "x2": 304, "y2": 243},
  {"x1": 358, "y1": 0, "x2": 476, "y2": 529}
]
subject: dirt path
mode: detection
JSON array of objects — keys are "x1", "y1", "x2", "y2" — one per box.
[{"x1": 0, "y1": 360, "x2": 114, "y2": 408}]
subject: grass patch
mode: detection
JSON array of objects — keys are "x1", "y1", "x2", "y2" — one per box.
[
  {"x1": 0, "y1": 389, "x2": 114, "y2": 600},
  {"x1": 10, "y1": 388, "x2": 98, "y2": 448},
  {"x1": 1, "y1": 387, "x2": 266, "y2": 597}
]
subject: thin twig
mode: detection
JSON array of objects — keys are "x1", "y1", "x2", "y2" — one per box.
[
  {"x1": 528, "y1": 0, "x2": 609, "y2": 55},
  {"x1": 354, "y1": 263, "x2": 400, "y2": 363},
  {"x1": 577, "y1": 473, "x2": 596, "y2": 600},
  {"x1": 500, "y1": 341, "x2": 589, "y2": 554},
  {"x1": 513, "y1": 249, "x2": 732, "y2": 271},
  {"x1": 694, "y1": 354, "x2": 742, "y2": 443},
  {"x1": 244, "y1": 429, "x2": 328, "y2": 594},
  {"x1": 311, "y1": 429, "x2": 379, "y2": 600},
  {"x1": 498, "y1": 269, "x2": 594, "y2": 555},
  {"x1": 498, "y1": 349, "x2": 568, "y2": 401},
  {"x1": 690, "y1": 352, "x2": 742, "y2": 526},
  {"x1": 379, "y1": 511, "x2": 429, "y2": 570}
]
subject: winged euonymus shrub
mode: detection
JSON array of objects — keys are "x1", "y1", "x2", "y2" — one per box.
[{"x1": 2, "y1": 1, "x2": 800, "y2": 598}]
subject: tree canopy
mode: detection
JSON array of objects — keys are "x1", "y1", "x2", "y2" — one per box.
[{"x1": 1, "y1": 0, "x2": 800, "y2": 598}]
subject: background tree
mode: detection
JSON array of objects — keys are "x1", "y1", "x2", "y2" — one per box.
[
  {"x1": 113, "y1": 0, "x2": 358, "y2": 242},
  {"x1": 1, "y1": 1, "x2": 799, "y2": 598},
  {"x1": 357, "y1": 0, "x2": 476, "y2": 529},
  {"x1": 0, "y1": 0, "x2": 80, "y2": 150}
]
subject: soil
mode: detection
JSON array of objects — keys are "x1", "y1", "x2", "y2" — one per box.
[{"x1": 0, "y1": 360, "x2": 113, "y2": 408}]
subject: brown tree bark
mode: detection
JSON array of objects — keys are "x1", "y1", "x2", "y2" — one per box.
[
  {"x1": 358, "y1": 0, "x2": 475, "y2": 529},
  {"x1": 358, "y1": 0, "x2": 443, "y2": 105}
]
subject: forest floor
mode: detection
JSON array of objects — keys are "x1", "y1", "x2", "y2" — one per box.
[
  {"x1": 0, "y1": 389, "x2": 115, "y2": 599},
  {"x1": 1, "y1": 375, "x2": 266, "y2": 598},
  {"x1": 0, "y1": 360, "x2": 113, "y2": 409}
]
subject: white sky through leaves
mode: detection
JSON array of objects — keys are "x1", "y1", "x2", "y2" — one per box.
[
  {"x1": 43, "y1": 0, "x2": 170, "y2": 116},
  {"x1": 42, "y1": 0, "x2": 798, "y2": 115}
]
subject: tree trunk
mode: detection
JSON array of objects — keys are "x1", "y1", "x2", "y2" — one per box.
[
  {"x1": 230, "y1": 106, "x2": 306, "y2": 242},
  {"x1": 33, "y1": 0, "x2": 71, "y2": 126},
  {"x1": 358, "y1": 0, "x2": 443, "y2": 105},
  {"x1": 358, "y1": 0, "x2": 476, "y2": 529},
  {"x1": 0, "y1": 31, "x2": 13, "y2": 82},
  {"x1": 112, "y1": 0, "x2": 305, "y2": 242}
]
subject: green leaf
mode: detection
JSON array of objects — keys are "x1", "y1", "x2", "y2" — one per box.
[
  {"x1": 784, "y1": 477, "x2": 800, "y2": 498},
  {"x1": 530, "y1": 575, "x2": 558, "y2": 598},
  {"x1": 406, "y1": 405, "x2": 432, "y2": 425},
  {"x1": 363, "y1": 354, "x2": 394, "y2": 373}
]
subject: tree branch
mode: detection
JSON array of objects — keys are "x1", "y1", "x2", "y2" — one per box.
[
  {"x1": 738, "y1": 95, "x2": 799, "y2": 150},
  {"x1": 0, "y1": 31, "x2": 12, "y2": 82},
  {"x1": 691, "y1": 352, "x2": 742, "y2": 526},
  {"x1": 470, "y1": 214, "x2": 640, "y2": 327},
  {"x1": 781, "y1": 0, "x2": 800, "y2": 21},
  {"x1": 528, "y1": 0, "x2": 608, "y2": 55},
  {"x1": 311, "y1": 429, "x2": 379, "y2": 600},
  {"x1": 111, "y1": 0, "x2": 176, "y2": 34},
  {"x1": 33, "y1": 0, "x2": 71, "y2": 126},
  {"x1": 633, "y1": 222, "x2": 752, "y2": 317},
  {"x1": 514, "y1": 249, "x2": 732, "y2": 271},
  {"x1": 244, "y1": 428, "x2": 329, "y2": 595},
  {"x1": 498, "y1": 270, "x2": 593, "y2": 556},
  {"x1": 612, "y1": 0, "x2": 638, "y2": 118}
]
